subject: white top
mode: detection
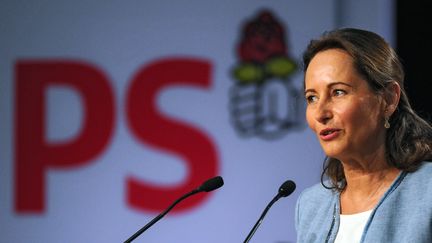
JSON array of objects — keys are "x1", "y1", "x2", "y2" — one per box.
[{"x1": 334, "y1": 210, "x2": 373, "y2": 243}]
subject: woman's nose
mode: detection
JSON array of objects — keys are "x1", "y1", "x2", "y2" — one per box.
[{"x1": 315, "y1": 101, "x2": 332, "y2": 124}]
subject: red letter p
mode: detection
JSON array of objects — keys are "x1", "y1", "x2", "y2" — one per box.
[{"x1": 14, "y1": 60, "x2": 115, "y2": 213}]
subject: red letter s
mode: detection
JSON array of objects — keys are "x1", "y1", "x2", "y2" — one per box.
[{"x1": 126, "y1": 58, "x2": 219, "y2": 213}]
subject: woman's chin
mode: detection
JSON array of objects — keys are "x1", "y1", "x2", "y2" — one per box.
[{"x1": 323, "y1": 148, "x2": 345, "y2": 160}]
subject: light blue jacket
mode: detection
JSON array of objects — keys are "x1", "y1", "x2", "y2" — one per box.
[{"x1": 295, "y1": 162, "x2": 432, "y2": 243}]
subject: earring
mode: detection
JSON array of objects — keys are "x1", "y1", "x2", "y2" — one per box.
[{"x1": 384, "y1": 117, "x2": 390, "y2": 129}]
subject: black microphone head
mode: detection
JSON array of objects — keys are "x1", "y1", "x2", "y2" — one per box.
[
  {"x1": 198, "y1": 176, "x2": 224, "y2": 192},
  {"x1": 278, "y1": 180, "x2": 296, "y2": 197}
]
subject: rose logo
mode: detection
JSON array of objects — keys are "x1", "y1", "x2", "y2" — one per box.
[{"x1": 230, "y1": 10, "x2": 303, "y2": 139}]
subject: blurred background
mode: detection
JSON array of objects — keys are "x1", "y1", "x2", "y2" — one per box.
[{"x1": 0, "y1": 0, "x2": 430, "y2": 242}]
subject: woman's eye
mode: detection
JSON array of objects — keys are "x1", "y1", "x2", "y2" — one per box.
[
  {"x1": 333, "y1": 89, "x2": 346, "y2": 96},
  {"x1": 306, "y1": 95, "x2": 317, "y2": 104}
]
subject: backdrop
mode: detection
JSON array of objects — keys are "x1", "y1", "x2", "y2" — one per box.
[{"x1": 0, "y1": 1, "x2": 393, "y2": 242}]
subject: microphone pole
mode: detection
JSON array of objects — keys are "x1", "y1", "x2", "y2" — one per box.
[
  {"x1": 124, "y1": 176, "x2": 224, "y2": 243},
  {"x1": 243, "y1": 180, "x2": 296, "y2": 243}
]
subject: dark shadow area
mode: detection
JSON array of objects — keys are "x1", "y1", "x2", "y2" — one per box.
[{"x1": 397, "y1": 1, "x2": 432, "y2": 122}]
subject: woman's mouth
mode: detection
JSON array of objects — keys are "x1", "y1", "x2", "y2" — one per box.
[{"x1": 319, "y1": 128, "x2": 341, "y2": 141}]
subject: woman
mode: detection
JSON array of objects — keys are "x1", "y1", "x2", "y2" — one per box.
[{"x1": 295, "y1": 28, "x2": 432, "y2": 242}]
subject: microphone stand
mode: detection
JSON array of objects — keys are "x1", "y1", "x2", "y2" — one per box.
[
  {"x1": 124, "y1": 189, "x2": 199, "y2": 243},
  {"x1": 243, "y1": 194, "x2": 281, "y2": 243}
]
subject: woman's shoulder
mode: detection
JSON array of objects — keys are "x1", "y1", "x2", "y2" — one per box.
[
  {"x1": 399, "y1": 161, "x2": 432, "y2": 194},
  {"x1": 297, "y1": 182, "x2": 336, "y2": 206},
  {"x1": 407, "y1": 161, "x2": 432, "y2": 180},
  {"x1": 295, "y1": 182, "x2": 337, "y2": 230},
  {"x1": 417, "y1": 160, "x2": 432, "y2": 171}
]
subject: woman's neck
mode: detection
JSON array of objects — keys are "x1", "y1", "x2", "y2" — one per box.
[{"x1": 339, "y1": 155, "x2": 400, "y2": 214}]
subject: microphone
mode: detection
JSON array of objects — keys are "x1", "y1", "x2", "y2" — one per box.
[
  {"x1": 243, "y1": 180, "x2": 296, "y2": 243},
  {"x1": 197, "y1": 175, "x2": 224, "y2": 192},
  {"x1": 124, "y1": 176, "x2": 224, "y2": 243}
]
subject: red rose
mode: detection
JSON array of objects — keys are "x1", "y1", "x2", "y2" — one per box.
[{"x1": 237, "y1": 10, "x2": 287, "y2": 63}]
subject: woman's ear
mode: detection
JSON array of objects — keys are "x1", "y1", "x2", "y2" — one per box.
[{"x1": 384, "y1": 81, "x2": 401, "y2": 116}]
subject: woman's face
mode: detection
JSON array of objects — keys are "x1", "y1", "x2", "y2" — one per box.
[{"x1": 304, "y1": 49, "x2": 386, "y2": 162}]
